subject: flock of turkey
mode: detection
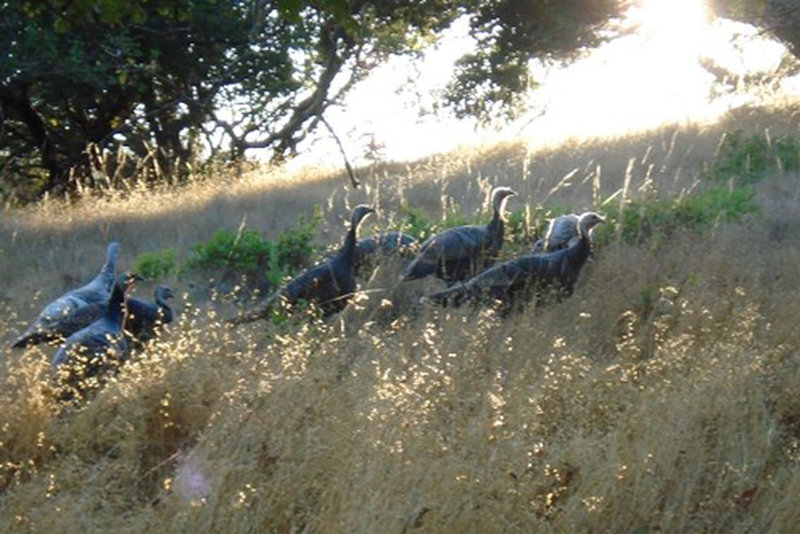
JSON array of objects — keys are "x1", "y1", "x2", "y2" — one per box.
[{"x1": 11, "y1": 186, "x2": 604, "y2": 398}]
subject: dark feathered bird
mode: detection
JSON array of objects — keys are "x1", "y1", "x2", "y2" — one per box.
[
  {"x1": 354, "y1": 231, "x2": 417, "y2": 275},
  {"x1": 51, "y1": 272, "x2": 138, "y2": 391},
  {"x1": 531, "y1": 213, "x2": 581, "y2": 253},
  {"x1": 230, "y1": 205, "x2": 375, "y2": 325},
  {"x1": 400, "y1": 187, "x2": 516, "y2": 284},
  {"x1": 423, "y1": 212, "x2": 605, "y2": 310},
  {"x1": 125, "y1": 286, "x2": 175, "y2": 345},
  {"x1": 13, "y1": 242, "x2": 121, "y2": 348}
]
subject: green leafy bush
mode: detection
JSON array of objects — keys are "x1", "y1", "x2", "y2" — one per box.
[
  {"x1": 397, "y1": 206, "x2": 436, "y2": 241},
  {"x1": 264, "y1": 209, "x2": 322, "y2": 286},
  {"x1": 181, "y1": 209, "x2": 321, "y2": 288},
  {"x1": 272, "y1": 209, "x2": 321, "y2": 273},
  {"x1": 599, "y1": 186, "x2": 759, "y2": 245},
  {"x1": 187, "y1": 228, "x2": 272, "y2": 273},
  {"x1": 705, "y1": 131, "x2": 800, "y2": 186},
  {"x1": 504, "y1": 209, "x2": 530, "y2": 248},
  {"x1": 441, "y1": 208, "x2": 470, "y2": 229},
  {"x1": 133, "y1": 248, "x2": 177, "y2": 280}
]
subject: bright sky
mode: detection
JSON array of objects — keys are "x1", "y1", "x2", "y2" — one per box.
[{"x1": 287, "y1": 0, "x2": 799, "y2": 169}]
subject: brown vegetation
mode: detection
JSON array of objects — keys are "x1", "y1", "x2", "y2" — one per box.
[{"x1": 2, "y1": 104, "x2": 800, "y2": 532}]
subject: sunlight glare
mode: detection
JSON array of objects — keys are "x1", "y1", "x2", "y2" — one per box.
[
  {"x1": 517, "y1": 0, "x2": 715, "y2": 145},
  {"x1": 629, "y1": 0, "x2": 709, "y2": 36},
  {"x1": 288, "y1": 0, "x2": 799, "y2": 168}
]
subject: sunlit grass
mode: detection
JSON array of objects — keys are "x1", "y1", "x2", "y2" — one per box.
[{"x1": 3, "y1": 104, "x2": 800, "y2": 531}]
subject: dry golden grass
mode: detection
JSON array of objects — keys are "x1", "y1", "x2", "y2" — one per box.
[{"x1": 3, "y1": 103, "x2": 800, "y2": 532}]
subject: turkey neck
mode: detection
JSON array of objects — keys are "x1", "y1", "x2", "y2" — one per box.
[
  {"x1": 107, "y1": 284, "x2": 126, "y2": 326},
  {"x1": 102, "y1": 243, "x2": 120, "y2": 276},
  {"x1": 564, "y1": 225, "x2": 592, "y2": 266},
  {"x1": 487, "y1": 203, "x2": 505, "y2": 241},
  {"x1": 341, "y1": 217, "x2": 362, "y2": 257},
  {"x1": 156, "y1": 294, "x2": 173, "y2": 321}
]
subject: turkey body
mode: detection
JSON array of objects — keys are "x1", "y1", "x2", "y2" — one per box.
[
  {"x1": 51, "y1": 274, "x2": 136, "y2": 398},
  {"x1": 532, "y1": 214, "x2": 581, "y2": 253},
  {"x1": 424, "y1": 212, "x2": 605, "y2": 311},
  {"x1": 13, "y1": 242, "x2": 121, "y2": 348},
  {"x1": 125, "y1": 286, "x2": 174, "y2": 345},
  {"x1": 401, "y1": 187, "x2": 516, "y2": 284}
]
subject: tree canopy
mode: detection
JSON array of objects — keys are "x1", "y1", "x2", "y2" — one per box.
[
  {"x1": 0, "y1": 0, "x2": 462, "y2": 199},
  {"x1": 1, "y1": 0, "x2": 797, "y2": 202}
]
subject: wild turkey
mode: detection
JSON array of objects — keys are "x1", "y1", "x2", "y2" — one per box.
[
  {"x1": 12, "y1": 242, "x2": 121, "y2": 348},
  {"x1": 51, "y1": 273, "x2": 139, "y2": 397},
  {"x1": 531, "y1": 213, "x2": 580, "y2": 253},
  {"x1": 125, "y1": 286, "x2": 175, "y2": 345},
  {"x1": 354, "y1": 231, "x2": 417, "y2": 276},
  {"x1": 423, "y1": 212, "x2": 605, "y2": 310},
  {"x1": 229, "y1": 205, "x2": 375, "y2": 325},
  {"x1": 400, "y1": 187, "x2": 516, "y2": 284}
]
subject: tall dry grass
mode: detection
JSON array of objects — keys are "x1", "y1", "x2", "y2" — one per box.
[{"x1": 2, "y1": 103, "x2": 800, "y2": 532}]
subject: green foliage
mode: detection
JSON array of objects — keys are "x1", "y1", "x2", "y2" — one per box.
[
  {"x1": 181, "y1": 210, "x2": 320, "y2": 287},
  {"x1": 638, "y1": 285, "x2": 655, "y2": 316},
  {"x1": 505, "y1": 209, "x2": 530, "y2": 247},
  {"x1": 265, "y1": 208, "x2": 322, "y2": 287},
  {"x1": 187, "y1": 229, "x2": 273, "y2": 274},
  {"x1": 1, "y1": 0, "x2": 465, "y2": 201},
  {"x1": 705, "y1": 131, "x2": 800, "y2": 186},
  {"x1": 441, "y1": 207, "x2": 470, "y2": 229},
  {"x1": 272, "y1": 207, "x2": 322, "y2": 272},
  {"x1": 396, "y1": 206, "x2": 437, "y2": 241},
  {"x1": 599, "y1": 187, "x2": 759, "y2": 245},
  {"x1": 133, "y1": 248, "x2": 177, "y2": 280}
]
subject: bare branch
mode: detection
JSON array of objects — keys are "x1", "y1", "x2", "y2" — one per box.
[{"x1": 320, "y1": 115, "x2": 359, "y2": 188}]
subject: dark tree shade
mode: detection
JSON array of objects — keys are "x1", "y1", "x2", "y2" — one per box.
[{"x1": 0, "y1": 0, "x2": 462, "y2": 200}]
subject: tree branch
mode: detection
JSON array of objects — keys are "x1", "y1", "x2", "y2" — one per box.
[{"x1": 320, "y1": 115, "x2": 359, "y2": 188}]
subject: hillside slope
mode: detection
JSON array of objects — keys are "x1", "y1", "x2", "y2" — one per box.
[{"x1": 2, "y1": 104, "x2": 800, "y2": 532}]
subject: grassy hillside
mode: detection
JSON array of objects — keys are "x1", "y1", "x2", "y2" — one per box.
[{"x1": 3, "y1": 103, "x2": 800, "y2": 532}]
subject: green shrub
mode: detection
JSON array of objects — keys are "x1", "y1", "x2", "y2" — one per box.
[
  {"x1": 265, "y1": 209, "x2": 322, "y2": 286},
  {"x1": 272, "y1": 209, "x2": 321, "y2": 272},
  {"x1": 133, "y1": 248, "x2": 177, "y2": 280},
  {"x1": 505, "y1": 209, "x2": 530, "y2": 248},
  {"x1": 397, "y1": 205, "x2": 436, "y2": 241},
  {"x1": 599, "y1": 186, "x2": 759, "y2": 245},
  {"x1": 705, "y1": 131, "x2": 800, "y2": 185},
  {"x1": 133, "y1": 209, "x2": 322, "y2": 287},
  {"x1": 186, "y1": 228, "x2": 272, "y2": 273},
  {"x1": 441, "y1": 208, "x2": 470, "y2": 229}
]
